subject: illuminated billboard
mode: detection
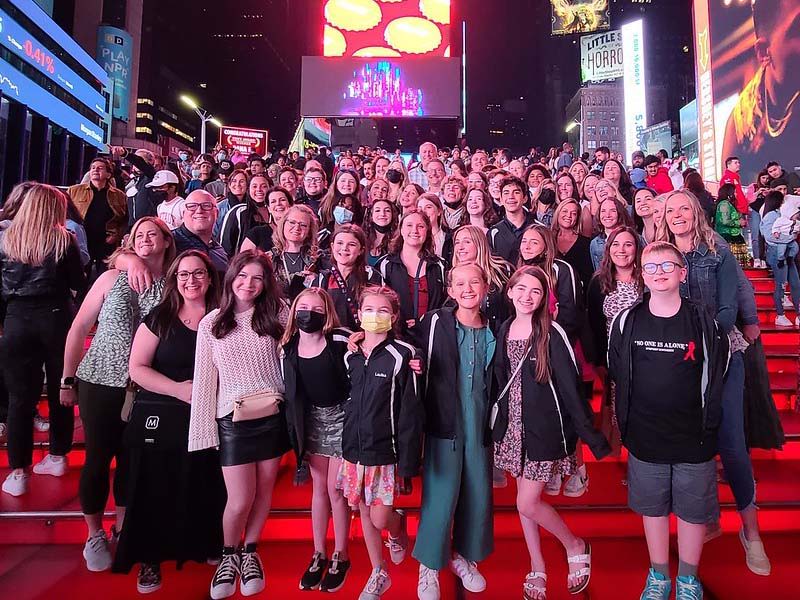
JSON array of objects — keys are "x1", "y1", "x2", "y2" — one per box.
[
  {"x1": 220, "y1": 126, "x2": 269, "y2": 156},
  {"x1": 551, "y1": 0, "x2": 610, "y2": 36},
  {"x1": 580, "y1": 30, "x2": 622, "y2": 82},
  {"x1": 622, "y1": 19, "x2": 647, "y2": 164},
  {"x1": 323, "y1": 0, "x2": 451, "y2": 58},
  {"x1": 301, "y1": 57, "x2": 460, "y2": 118},
  {"x1": 692, "y1": 0, "x2": 800, "y2": 183}
]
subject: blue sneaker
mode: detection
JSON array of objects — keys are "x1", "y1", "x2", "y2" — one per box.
[
  {"x1": 640, "y1": 568, "x2": 671, "y2": 600},
  {"x1": 676, "y1": 575, "x2": 703, "y2": 600}
]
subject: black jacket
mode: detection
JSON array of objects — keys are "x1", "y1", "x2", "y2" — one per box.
[
  {"x1": 491, "y1": 320, "x2": 611, "y2": 462},
  {"x1": 219, "y1": 202, "x2": 268, "y2": 257},
  {"x1": 522, "y1": 258, "x2": 582, "y2": 344},
  {"x1": 123, "y1": 152, "x2": 158, "y2": 227},
  {"x1": 376, "y1": 254, "x2": 447, "y2": 324},
  {"x1": 607, "y1": 296, "x2": 730, "y2": 447},
  {"x1": 281, "y1": 329, "x2": 351, "y2": 461},
  {"x1": 410, "y1": 307, "x2": 497, "y2": 445},
  {"x1": 0, "y1": 237, "x2": 86, "y2": 311},
  {"x1": 310, "y1": 266, "x2": 383, "y2": 330},
  {"x1": 487, "y1": 211, "x2": 539, "y2": 264},
  {"x1": 343, "y1": 337, "x2": 423, "y2": 477}
]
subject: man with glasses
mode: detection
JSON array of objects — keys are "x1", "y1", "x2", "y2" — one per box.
[
  {"x1": 297, "y1": 167, "x2": 327, "y2": 213},
  {"x1": 609, "y1": 242, "x2": 729, "y2": 600}
]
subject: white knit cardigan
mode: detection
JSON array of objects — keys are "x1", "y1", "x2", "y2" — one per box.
[{"x1": 188, "y1": 307, "x2": 286, "y2": 452}]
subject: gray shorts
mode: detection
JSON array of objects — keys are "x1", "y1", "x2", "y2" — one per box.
[{"x1": 627, "y1": 454, "x2": 719, "y2": 524}]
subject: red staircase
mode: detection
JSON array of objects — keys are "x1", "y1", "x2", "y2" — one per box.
[{"x1": 0, "y1": 266, "x2": 798, "y2": 598}]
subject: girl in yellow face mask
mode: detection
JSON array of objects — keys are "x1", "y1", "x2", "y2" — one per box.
[{"x1": 337, "y1": 285, "x2": 424, "y2": 600}]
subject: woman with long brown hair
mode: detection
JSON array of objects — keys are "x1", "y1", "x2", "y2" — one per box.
[
  {"x1": 1, "y1": 184, "x2": 86, "y2": 498},
  {"x1": 113, "y1": 250, "x2": 225, "y2": 593},
  {"x1": 189, "y1": 250, "x2": 290, "y2": 599},
  {"x1": 363, "y1": 198, "x2": 399, "y2": 267},
  {"x1": 311, "y1": 225, "x2": 382, "y2": 330},
  {"x1": 267, "y1": 204, "x2": 325, "y2": 300},
  {"x1": 61, "y1": 216, "x2": 175, "y2": 572},
  {"x1": 492, "y1": 265, "x2": 610, "y2": 599}
]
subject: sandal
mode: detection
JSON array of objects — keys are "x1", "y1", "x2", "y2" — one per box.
[
  {"x1": 523, "y1": 571, "x2": 547, "y2": 600},
  {"x1": 566, "y1": 541, "x2": 591, "y2": 595}
]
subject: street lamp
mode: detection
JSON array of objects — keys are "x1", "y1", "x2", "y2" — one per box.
[
  {"x1": 180, "y1": 95, "x2": 222, "y2": 154},
  {"x1": 565, "y1": 119, "x2": 581, "y2": 133}
]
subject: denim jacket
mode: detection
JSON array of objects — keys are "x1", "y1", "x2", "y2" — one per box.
[
  {"x1": 713, "y1": 235, "x2": 758, "y2": 327},
  {"x1": 589, "y1": 233, "x2": 606, "y2": 270},
  {"x1": 680, "y1": 241, "x2": 739, "y2": 333}
]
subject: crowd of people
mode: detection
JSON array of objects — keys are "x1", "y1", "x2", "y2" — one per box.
[{"x1": 0, "y1": 138, "x2": 792, "y2": 600}]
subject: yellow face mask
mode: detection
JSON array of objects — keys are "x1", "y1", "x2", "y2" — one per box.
[{"x1": 361, "y1": 313, "x2": 393, "y2": 334}]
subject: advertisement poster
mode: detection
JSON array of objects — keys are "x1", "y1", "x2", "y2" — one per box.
[
  {"x1": 96, "y1": 25, "x2": 133, "y2": 122},
  {"x1": 639, "y1": 121, "x2": 673, "y2": 157},
  {"x1": 551, "y1": 0, "x2": 610, "y2": 36},
  {"x1": 219, "y1": 127, "x2": 269, "y2": 156},
  {"x1": 580, "y1": 30, "x2": 623, "y2": 82},
  {"x1": 692, "y1": 0, "x2": 800, "y2": 182},
  {"x1": 622, "y1": 19, "x2": 647, "y2": 163},
  {"x1": 323, "y1": 0, "x2": 450, "y2": 58}
]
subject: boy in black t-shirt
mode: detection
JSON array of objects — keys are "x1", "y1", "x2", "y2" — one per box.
[{"x1": 609, "y1": 242, "x2": 730, "y2": 600}]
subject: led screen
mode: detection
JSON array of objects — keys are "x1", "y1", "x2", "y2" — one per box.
[
  {"x1": 693, "y1": 0, "x2": 800, "y2": 183},
  {"x1": 622, "y1": 19, "x2": 647, "y2": 163},
  {"x1": 580, "y1": 30, "x2": 622, "y2": 83},
  {"x1": 551, "y1": 0, "x2": 610, "y2": 36},
  {"x1": 323, "y1": 0, "x2": 451, "y2": 57},
  {"x1": 301, "y1": 57, "x2": 460, "y2": 118}
]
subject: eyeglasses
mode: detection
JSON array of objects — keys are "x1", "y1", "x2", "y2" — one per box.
[
  {"x1": 285, "y1": 219, "x2": 309, "y2": 230},
  {"x1": 304, "y1": 177, "x2": 324, "y2": 184},
  {"x1": 184, "y1": 202, "x2": 215, "y2": 212},
  {"x1": 643, "y1": 261, "x2": 683, "y2": 275},
  {"x1": 176, "y1": 269, "x2": 208, "y2": 281}
]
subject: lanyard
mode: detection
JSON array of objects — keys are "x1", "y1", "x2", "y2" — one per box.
[
  {"x1": 329, "y1": 265, "x2": 360, "y2": 325},
  {"x1": 412, "y1": 259, "x2": 425, "y2": 319}
]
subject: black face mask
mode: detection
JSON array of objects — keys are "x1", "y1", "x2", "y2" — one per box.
[
  {"x1": 522, "y1": 256, "x2": 543, "y2": 267},
  {"x1": 151, "y1": 190, "x2": 168, "y2": 203},
  {"x1": 443, "y1": 199, "x2": 463, "y2": 210},
  {"x1": 295, "y1": 310, "x2": 326, "y2": 333},
  {"x1": 373, "y1": 222, "x2": 393, "y2": 234},
  {"x1": 386, "y1": 169, "x2": 403, "y2": 184},
  {"x1": 538, "y1": 189, "x2": 556, "y2": 206}
]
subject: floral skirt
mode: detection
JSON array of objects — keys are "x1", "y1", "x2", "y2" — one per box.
[
  {"x1": 493, "y1": 443, "x2": 577, "y2": 482},
  {"x1": 336, "y1": 461, "x2": 399, "y2": 507}
]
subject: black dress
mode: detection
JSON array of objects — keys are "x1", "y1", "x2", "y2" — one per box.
[{"x1": 113, "y1": 314, "x2": 226, "y2": 572}]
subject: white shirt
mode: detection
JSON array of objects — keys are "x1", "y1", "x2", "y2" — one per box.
[{"x1": 157, "y1": 196, "x2": 185, "y2": 230}]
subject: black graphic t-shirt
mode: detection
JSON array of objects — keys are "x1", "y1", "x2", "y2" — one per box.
[{"x1": 626, "y1": 301, "x2": 715, "y2": 464}]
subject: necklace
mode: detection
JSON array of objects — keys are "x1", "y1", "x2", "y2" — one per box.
[{"x1": 284, "y1": 251, "x2": 301, "y2": 266}]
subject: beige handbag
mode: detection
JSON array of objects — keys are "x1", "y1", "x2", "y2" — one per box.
[{"x1": 233, "y1": 390, "x2": 284, "y2": 422}]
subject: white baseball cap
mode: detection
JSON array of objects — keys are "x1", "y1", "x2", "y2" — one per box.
[{"x1": 146, "y1": 170, "x2": 180, "y2": 188}]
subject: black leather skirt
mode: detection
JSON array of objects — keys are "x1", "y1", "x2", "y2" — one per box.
[{"x1": 216, "y1": 412, "x2": 290, "y2": 467}]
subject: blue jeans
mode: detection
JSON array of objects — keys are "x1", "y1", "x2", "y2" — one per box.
[
  {"x1": 718, "y1": 351, "x2": 755, "y2": 513},
  {"x1": 748, "y1": 209, "x2": 762, "y2": 260},
  {"x1": 765, "y1": 244, "x2": 800, "y2": 315}
]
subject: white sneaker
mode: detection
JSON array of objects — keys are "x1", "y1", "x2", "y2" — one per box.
[
  {"x1": 239, "y1": 548, "x2": 265, "y2": 596},
  {"x1": 563, "y1": 465, "x2": 589, "y2": 498},
  {"x1": 210, "y1": 552, "x2": 241, "y2": 600},
  {"x1": 782, "y1": 296, "x2": 793, "y2": 310},
  {"x1": 359, "y1": 567, "x2": 391, "y2": 600},
  {"x1": 2, "y1": 471, "x2": 29, "y2": 496},
  {"x1": 33, "y1": 454, "x2": 68, "y2": 477},
  {"x1": 385, "y1": 511, "x2": 408, "y2": 565},
  {"x1": 83, "y1": 529, "x2": 112, "y2": 572},
  {"x1": 33, "y1": 414, "x2": 50, "y2": 432},
  {"x1": 417, "y1": 565, "x2": 440, "y2": 600},
  {"x1": 0, "y1": 422, "x2": 7, "y2": 440},
  {"x1": 449, "y1": 553, "x2": 487, "y2": 592},
  {"x1": 544, "y1": 473, "x2": 562, "y2": 496},
  {"x1": 775, "y1": 315, "x2": 793, "y2": 327}
]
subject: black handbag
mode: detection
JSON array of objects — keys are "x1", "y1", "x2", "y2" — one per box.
[{"x1": 123, "y1": 392, "x2": 190, "y2": 450}]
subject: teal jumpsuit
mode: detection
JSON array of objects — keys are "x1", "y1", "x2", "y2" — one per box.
[{"x1": 412, "y1": 322, "x2": 495, "y2": 570}]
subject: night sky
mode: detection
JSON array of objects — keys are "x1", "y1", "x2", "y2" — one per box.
[{"x1": 140, "y1": 0, "x2": 693, "y2": 152}]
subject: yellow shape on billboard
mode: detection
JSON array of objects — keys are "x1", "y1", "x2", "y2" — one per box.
[
  {"x1": 384, "y1": 16, "x2": 442, "y2": 54},
  {"x1": 353, "y1": 46, "x2": 402, "y2": 57},
  {"x1": 324, "y1": 25, "x2": 347, "y2": 56},
  {"x1": 325, "y1": 0, "x2": 383, "y2": 32},
  {"x1": 419, "y1": 0, "x2": 450, "y2": 25}
]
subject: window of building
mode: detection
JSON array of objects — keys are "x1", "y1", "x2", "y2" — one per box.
[
  {"x1": 610, "y1": 112, "x2": 618, "y2": 123},
  {"x1": 599, "y1": 126, "x2": 608, "y2": 136},
  {"x1": 611, "y1": 140, "x2": 621, "y2": 150},
  {"x1": 599, "y1": 111, "x2": 607, "y2": 120},
  {"x1": 587, "y1": 140, "x2": 597, "y2": 149},
  {"x1": 587, "y1": 125, "x2": 596, "y2": 136},
  {"x1": 587, "y1": 111, "x2": 595, "y2": 120}
]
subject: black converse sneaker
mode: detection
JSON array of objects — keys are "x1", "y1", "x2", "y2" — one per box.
[
  {"x1": 299, "y1": 551, "x2": 327, "y2": 590},
  {"x1": 210, "y1": 548, "x2": 241, "y2": 600},
  {"x1": 240, "y1": 543, "x2": 266, "y2": 596},
  {"x1": 320, "y1": 551, "x2": 351, "y2": 593},
  {"x1": 136, "y1": 563, "x2": 162, "y2": 594}
]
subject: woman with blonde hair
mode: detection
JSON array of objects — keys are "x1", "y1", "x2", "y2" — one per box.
[
  {"x1": 0, "y1": 184, "x2": 86, "y2": 498},
  {"x1": 267, "y1": 204, "x2": 324, "y2": 300},
  {"x1": 551, "y1": 199, "x2": 593, "y2": 293},
  {"x1": 386, "y1": 158, "x2": 409, "y2": 204},
  {"x1": 60, "y1": 216, "x2": 174, "y2": 572}
]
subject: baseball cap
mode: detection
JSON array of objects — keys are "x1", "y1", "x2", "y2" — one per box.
[
  {"x1": 630, "y1": 168, "x2": 647, "y2": 189},
  {"x1": 146, "y1": 170, "x2": 180, "y2": 188},
  {"x1": 218, "y1": 159, "x2": 234, "y2": 176}
]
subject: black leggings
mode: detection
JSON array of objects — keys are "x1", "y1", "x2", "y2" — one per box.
[
  {"x1": 2, "y1": 304, "x2": 74, "y2": 469},
  {"x1": 78, "y1": 380, "x2": 129, "y2": 515}
]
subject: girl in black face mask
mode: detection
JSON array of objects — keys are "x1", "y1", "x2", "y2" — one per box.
[{"x1": 279, "y1": 288, "x2": 354, "y2": 592}]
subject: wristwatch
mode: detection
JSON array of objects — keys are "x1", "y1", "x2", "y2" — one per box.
[{"x1": 60, "y1": 376, "x2": 76, "y2": 389}]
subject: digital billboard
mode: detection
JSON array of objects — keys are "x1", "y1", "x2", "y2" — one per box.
[
  {"x1": 301, "y1": 57, "x2": 460, "y2": 118},
  {"x1": 220, "y1": 126, "x2": 269, "y2": 157},
  {"x1": 639, "y1": 120, "x2": 673, "y2": 157},
  {"x1": 622, "y1": 19, "x2": 647, "y2": 164},
  {"x1": 97, "y1": 26, "x2": 133, "y2": 122},
  {"x1": 679, "y1": 100, "x2": 699, "y2": 169},
  {"x1": 323, "y1": 0, "x2": 451, "y2": 58},
  {"x1": 692, "y1": 0, "x2": 800, "y2": 183},
  {"x1": 580, "y1": 30, "x2": 622, "y2": 83},
  {"x1": 551, "y1": 0, "x2": 610, "y2": 36}
]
